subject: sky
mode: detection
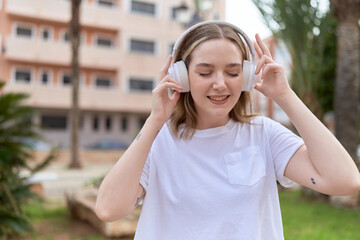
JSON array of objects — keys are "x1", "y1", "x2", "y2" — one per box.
[{"x1": 225, "y1": 0, "x2": 272, "y2": 40}]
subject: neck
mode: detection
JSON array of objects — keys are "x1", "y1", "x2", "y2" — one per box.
[{"x1": 196, "y1": 115, "x2": 230, "y2": 130}]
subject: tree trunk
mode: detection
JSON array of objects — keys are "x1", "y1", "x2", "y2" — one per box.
[
  {"x1": 334, "y1": 18, "x2": 359, "y2": 164},
  {"x1": 69, "y1": 0, "x2": 81, "y2": 169},
  {"x1": 330, "y1": 0, "x2": 360, "y2": 208}
]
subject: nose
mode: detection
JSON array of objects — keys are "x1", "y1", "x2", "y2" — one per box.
[{"x1": 213, "y1": 72, "x2": 226, "y2": 91}]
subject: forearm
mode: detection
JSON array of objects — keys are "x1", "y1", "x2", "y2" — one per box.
[
  {"x1": 96, "y1": 115, "x2": 162, "y2": 220},
  {"x1": 275, "y1": 90, "x2": 359, "y2": 189}
]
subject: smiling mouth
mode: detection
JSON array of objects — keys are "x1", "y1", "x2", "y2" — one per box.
[{"x1": 207, "y1": 95, "x2": 230, "y2": 101}]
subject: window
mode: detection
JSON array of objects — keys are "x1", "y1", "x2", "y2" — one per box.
[
  {"x1": 121, "y1": 116, "x2": 128, "y2": 131},
  {"x1": 171, "y1": 7, "x2": 177, "y2": 20},
  {"x1": 14, "y1": 68, "x2": 32, "y2": 84},
  {"x1": 40, "y1": 27, "x2": 53, "y2": 41},
  {"x1": 40, "y1": 70, "x2": 51, "y2": 85},
  {"x1": 60, "y1": 72, "x2": 83, "y2": 87},
  {"x1": 62, "y1": 31, "x2": 70, "y2": 42},
  {"x1": 95, "y1": 76, "x2": 112, "y2": 88},
  {"x1": 130, "y1": 39, "x2": 155, "y2": 54},
  {"x1": 93, "y1": 116, "x2": 99, "y2": 131},
  {"x1": 131, "y1": 0, "x2": 155, "y2": 16},
  {"x1": 42, "y1": 30, "x2": 49, "y2": 40},
  {"x1": 105, "y1": 116, "x2": 112, "y2": 131},
  {"x1": 41, "y1": 115, "x2": 67, "y2": 130},
  {"x1": 62, "y1": 30, "x2": 85, "y2": 44},
  {"x1": 15, "y1": 25, "x2": 33, "y2": 38},
  {"x1": 62, "y1": 73, "x2": 71, "y2": 85},
  {"x1": 98, "y1": 0, "x2": 115, "y2": 7},
  {"x1": 129, "y1": 78, "x2": 153, "y2": 92},
  {"x1": 96, "y1": 36, "x2": 113, "y2": 48}
]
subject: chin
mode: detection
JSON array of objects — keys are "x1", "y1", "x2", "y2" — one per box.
[{"x1": 210, "y1": 110, "x2": 232, "y2": 119}]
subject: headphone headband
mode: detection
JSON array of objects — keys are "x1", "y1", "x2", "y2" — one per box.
[{"x1": 172, "y1": 20, "x2": 255, "y2": 63}]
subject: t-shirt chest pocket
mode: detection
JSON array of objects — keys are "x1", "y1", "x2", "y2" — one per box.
[{"x1": 224, "y1": 146, "x2": 266, "y2": 186}]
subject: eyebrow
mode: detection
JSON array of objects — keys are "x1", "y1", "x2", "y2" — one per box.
[
  {"x1": 195, "y1": 63, "x2": 213, "y2": 68},
  {"x1": 227, "y1": 63, "x2": 242, "y2": 67},
  {"x1": 195, "y1": 63, "x2": 242, "y2": 68}
]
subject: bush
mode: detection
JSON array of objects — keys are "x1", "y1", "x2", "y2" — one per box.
[{"x1": 0, "y1": 81, "x2": 57, "y2": 238}]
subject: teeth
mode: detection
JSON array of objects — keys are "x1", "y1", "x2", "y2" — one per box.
[{"x1": 209, "y1": 96, "x2": 227, "y2": 101}]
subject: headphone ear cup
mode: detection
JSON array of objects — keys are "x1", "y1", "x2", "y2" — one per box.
[
  {"x1": 241, "y1": 60, "x2": 256, "y2": 91},
  {"x1": 168, "y1": 61, "x2": 190, "y2": 92}
]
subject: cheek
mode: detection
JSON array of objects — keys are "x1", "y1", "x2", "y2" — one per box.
[
  {"x1": 232, "y1": 76, "x2": 243, "y2": 90},
  {"x1": 189, "y1": 73, "x2": 205, "y2": 91}
]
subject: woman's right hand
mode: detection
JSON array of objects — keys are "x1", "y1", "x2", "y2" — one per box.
[{"x1": 149, "y1": 55, "x2": 183, "y2": 125}]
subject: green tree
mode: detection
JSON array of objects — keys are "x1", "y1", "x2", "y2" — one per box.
[
  {"x1": 0, "y1": 82, "x2": 57, "y2": 237},
  {"x1": 252, "y1": 0, "x2": 335, "y2": 120}
]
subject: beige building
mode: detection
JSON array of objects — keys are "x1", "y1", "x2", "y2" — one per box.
[{"x1": 0, "y1": 0, "x2": 225, "y2": 148}]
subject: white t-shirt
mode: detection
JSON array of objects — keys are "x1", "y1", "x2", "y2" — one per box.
[{"x1": 135, "y1": 116, "x2": 304, "y2": 240}]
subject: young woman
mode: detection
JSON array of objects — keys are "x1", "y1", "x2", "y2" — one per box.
[{"x1": 95, "y1": 21, "x2": 360, "y2": 240}]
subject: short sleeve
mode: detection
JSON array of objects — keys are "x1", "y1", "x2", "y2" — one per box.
[
  {"x1": 139, "y1": 151, "x2": 151, "y2": 192},
  {"x1": 266, "y1": 118, "x2": 304, "y2": 187}
]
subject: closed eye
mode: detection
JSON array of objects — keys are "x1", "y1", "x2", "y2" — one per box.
[
  {"x1": 228, "y1": 73, "x2": 239, "y2": 77},
  {"x1": 199, "y1": 73, "x2": 212, "y2": 76}
]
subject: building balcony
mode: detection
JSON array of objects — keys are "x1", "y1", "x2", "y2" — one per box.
[
  {"x1": 6, "y1": 0, "x2": 121, "y2": 30},
  {"x1": 5, "y1": 36, "x2": 120, "y2": 70},
  {"x1": 4, "y1": 84, "x2": 152, "y2": 113}
]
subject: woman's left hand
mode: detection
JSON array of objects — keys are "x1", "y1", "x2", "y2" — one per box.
[{"x1": 253, "y1": 34, "x2": 292, "y2": 101}]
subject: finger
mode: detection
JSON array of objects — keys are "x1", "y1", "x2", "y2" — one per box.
[
  {"x1": 159, "y1": 75, "x2": 180, "y2": 85},
  {"x1": 158, "y1": 81, "x2": 183, "y2": 92},
  {"x1": 253, "y1": 41, "x2": 263, "y2": 59},
  {"x1": 255, "y1": 56, "x2": 265, "y2": 75},
  {"x1": 159, "y1": 55, "x2": 173, "y2": 79},
  {"x1": 255, "y1": 55, "x2": 274, "y2": 75},
  {"x1": 255, "y1": 33, "x2": 272, "y2": 58},
  {"x1": 170, "y1": 90, "x2": 181, "y2": 102},
  {"x1": 261, "y1": 63, "x2": 278, "y2": 79},
  {"x1": 254, "y1": 82, "x2": 262, "y2": 91}
]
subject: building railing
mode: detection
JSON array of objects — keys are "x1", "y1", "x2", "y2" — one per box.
[
  {"x1": 6, "y1": 0, "x2": 121, "y2": 30},
  {"x1": 5, "y1": 36, "x2": 121, "y2": 69},
  {"x1": 4, "y1": 83, "x2": 152, "y2": 113}
]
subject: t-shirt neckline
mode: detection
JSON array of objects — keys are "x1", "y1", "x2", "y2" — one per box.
[{"x1": 192, "y1": 119, "x2": 237, "y2": 138}]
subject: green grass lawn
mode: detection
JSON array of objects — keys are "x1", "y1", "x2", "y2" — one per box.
[
  {"x1": 19, "y1": 190, "x2": 360, "y2": 239},
  {"x1": 280, "y1": 190, "x2": 360, "y2": 240}
]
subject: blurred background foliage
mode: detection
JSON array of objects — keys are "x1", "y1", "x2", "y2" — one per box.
[
  {"x1": 252, "y1": 0, "x2": 337, "y2": 120},
  {"x1": 0, "y1": 81, "x2": 58, "y2": 238}
]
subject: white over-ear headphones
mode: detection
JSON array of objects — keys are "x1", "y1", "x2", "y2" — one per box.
[{"x1": 168, "y1": 20, "x2": 258, "y2": 92}]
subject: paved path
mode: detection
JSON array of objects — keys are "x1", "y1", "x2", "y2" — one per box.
[{"x1": 34, "y1": 162, "x2": 114, "y2": 200}]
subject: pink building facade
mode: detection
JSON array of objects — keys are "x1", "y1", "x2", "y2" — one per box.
[{"x1": 0, "y1": 0, "x2": 225, "y2": 148}]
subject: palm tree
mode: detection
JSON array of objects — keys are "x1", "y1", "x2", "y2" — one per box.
[
  {"x1": 69, "y1": 0, "x2": 81, "y2": 169},
  {"x1": 0, "y1": 81, "x2": 57, "y2": 237},
  {"x1": 252, "y1": 0, "x2": 333, "y2": 121},
  {"x1": 329, "y1": 0, "x2": 360, "y2": 208}
]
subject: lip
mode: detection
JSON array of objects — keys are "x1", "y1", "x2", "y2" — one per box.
[{"x1": 207, "y1": 95, "x2": 230, "y2": 105}]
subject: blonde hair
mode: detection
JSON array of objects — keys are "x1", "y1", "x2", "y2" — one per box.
[{"x1": 170, "y1": 23, "x2": 256, "y2": 139}]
